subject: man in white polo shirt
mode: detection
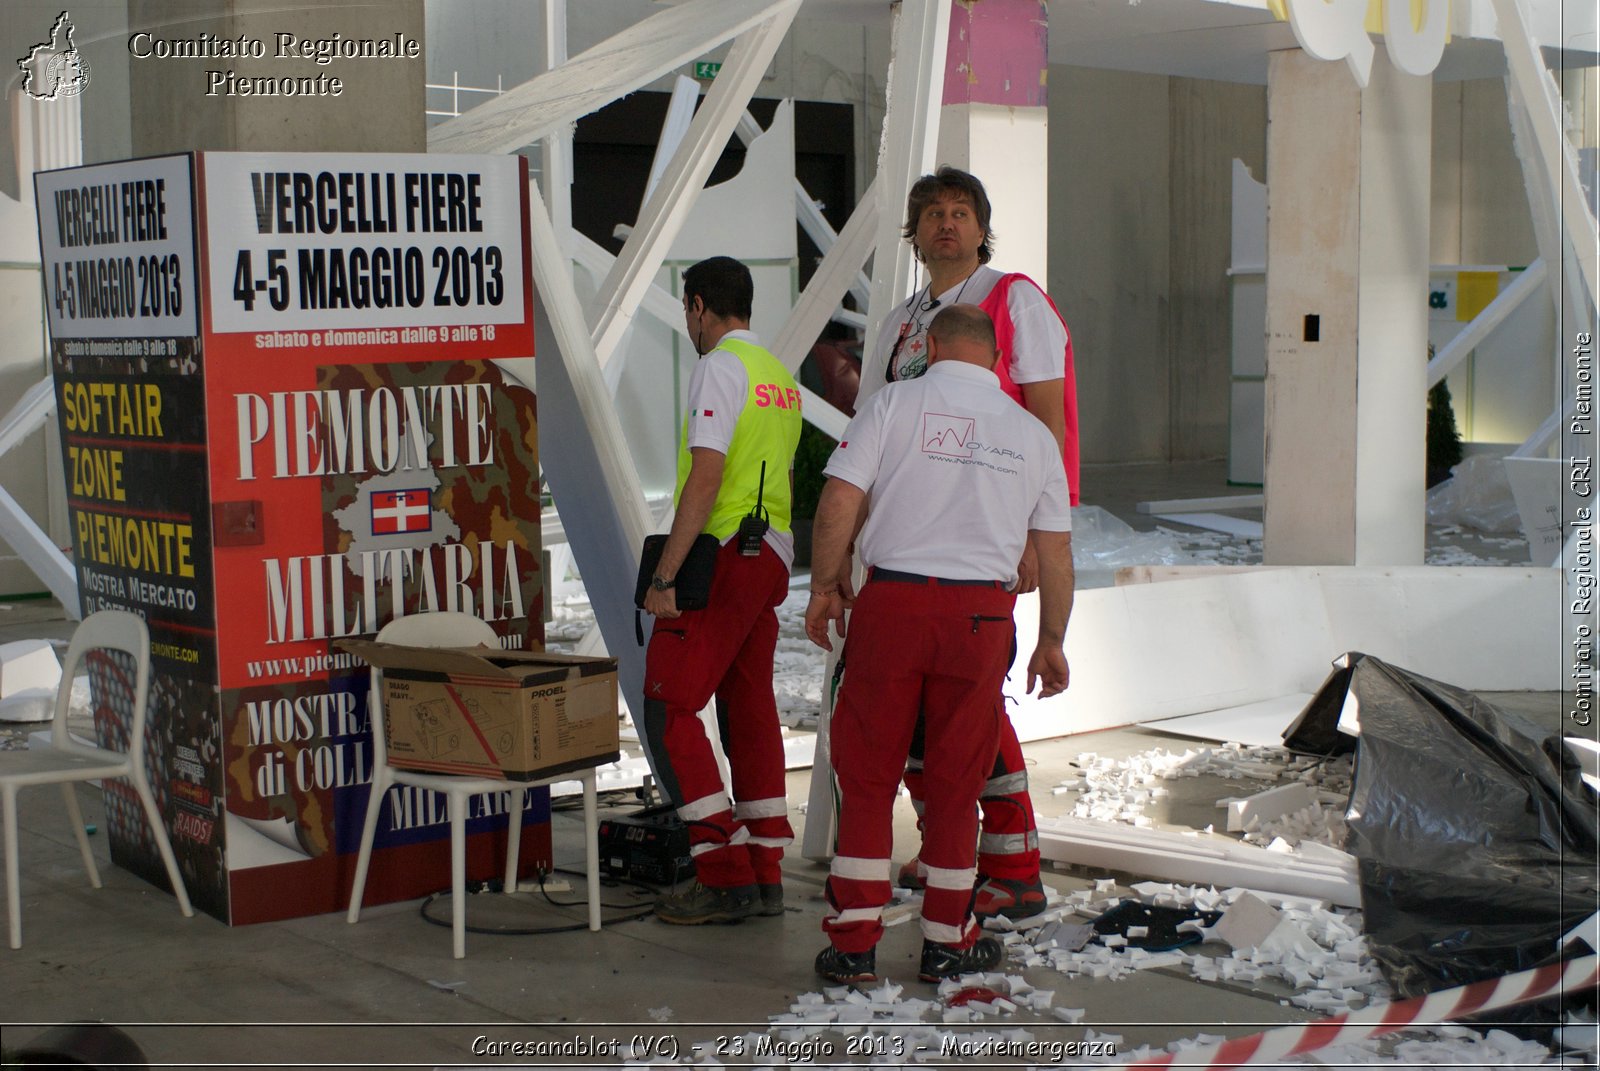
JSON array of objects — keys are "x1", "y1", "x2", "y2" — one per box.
[{"x1": 804, "y1": 304, "x2": 1074, "y2": 984}]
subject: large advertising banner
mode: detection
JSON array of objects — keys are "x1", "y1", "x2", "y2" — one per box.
[
  {"x1": 197, "y1": 152, "x2": 542, "y2": 923},
  {"x1": 35, "y1": 151, "x2": 544, "y2": 925},
  {"x1": 34, "y1": 154, "x2": 229, "y2": 917}
]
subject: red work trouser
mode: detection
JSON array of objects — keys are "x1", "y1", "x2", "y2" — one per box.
[
  {"x1": 823, "y1": 578, "x2": 1015, "y2": 953},
  {"x1": 905, "y1": 698, "x2": 1040, "y2": 882},
  {"x1": 643, "y1": 539, "x2": 793, "y2": 888}
]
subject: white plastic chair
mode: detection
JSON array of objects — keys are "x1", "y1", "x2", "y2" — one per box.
[
  {"x1": 346, "y1": 611, "x2": 601, "y2": 958},
  {"x1": 0, "y1": 610, "x2": 194, "y2": 949}
]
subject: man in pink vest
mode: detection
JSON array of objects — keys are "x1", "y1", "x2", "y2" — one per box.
[{"x1": 875, "y1": 167, "x2": 1079, "y2": 922}]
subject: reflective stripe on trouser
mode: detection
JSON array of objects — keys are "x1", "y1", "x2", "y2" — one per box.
[
  {"x1": 734, "y1": 797, "x2": 793, "y2": 881},
  {"x1": 824, "y1": 580, "x2": 1014, "y2": 954},
  {"x1": 644, "y1": 541, "x2": 793, "y2": 887},
  {"x1": 904, "y1": 702, "x2": 1041, "y2": 881}
]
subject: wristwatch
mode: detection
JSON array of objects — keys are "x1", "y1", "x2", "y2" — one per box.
[{"x1": 651, "y1": 574, "x2": 676, "y2": 592}]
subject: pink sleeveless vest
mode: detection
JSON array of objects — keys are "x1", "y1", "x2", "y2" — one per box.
[{"x1": 979, "y1": 274, "x2": 1080, "y2": 506}]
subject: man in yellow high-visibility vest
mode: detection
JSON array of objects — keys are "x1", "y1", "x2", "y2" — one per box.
[{"x1": 643, "y1": 257, "x2": 803, "y2": 925}]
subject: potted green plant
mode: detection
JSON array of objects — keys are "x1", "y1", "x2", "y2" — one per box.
[{"x1": 1427, "y1": 344, "x2": 1465, "y2": 487}]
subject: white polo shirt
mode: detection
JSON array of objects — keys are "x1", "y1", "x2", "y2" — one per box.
[{"x1": 824, "y1": 360, "x2": 1072, "y2": 586}]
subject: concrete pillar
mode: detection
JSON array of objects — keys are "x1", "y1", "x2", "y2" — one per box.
[
  {"x1": 934, "y1": 0, "x2": 1048, "y2": 283},
  {"x1": 127, "y1": 0, "x2": 425, "y2": 154},
  {"x1": 1263, "y1": 49, "x2": 1431, "y2": 565}
]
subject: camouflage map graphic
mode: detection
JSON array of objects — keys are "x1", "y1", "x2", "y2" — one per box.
[
  {"x1": 220, "y1": 359, "x2": 542, "y2": 871},
  {"x1": 321, "y1": 359, "x2": 542, "y2": 638}
]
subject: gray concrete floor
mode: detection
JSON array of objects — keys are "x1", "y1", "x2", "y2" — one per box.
[{"x1": 0, "y1": 461, "x2": 1568, "y2": 1067}]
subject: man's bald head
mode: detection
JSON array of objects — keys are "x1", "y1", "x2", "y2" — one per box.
[{"x1": 927, "y1": 304, "x2": 998, "y2": 370}]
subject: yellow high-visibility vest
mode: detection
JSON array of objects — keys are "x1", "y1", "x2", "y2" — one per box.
[{"x1": 675, "y1": 337, "x2": 803, "y2": 538}]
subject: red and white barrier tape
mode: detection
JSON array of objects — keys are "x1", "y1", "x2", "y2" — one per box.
[{"x1": 1125, "y1": 954, "x2": 1600, "y2": 1067}]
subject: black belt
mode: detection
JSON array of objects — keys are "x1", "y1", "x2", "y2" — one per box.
[{"x1": 869, "y1": 567, "x2": 1005, "y2": 589}]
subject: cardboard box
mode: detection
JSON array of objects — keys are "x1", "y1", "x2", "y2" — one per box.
[{"x1": 340, "y1": 641, "x2": 620, "y2": 781}]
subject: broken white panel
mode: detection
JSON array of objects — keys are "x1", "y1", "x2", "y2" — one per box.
[
  {"x1": 1224, "y1": 782, "x2": 1317, "y2": 833},
  {"x1": 661, "y1": 99, "x2": 798, "y2": 342},
  {"x1": 589, "y1": 5, "x2": 799, "y2": 367},
  {"x1": 735, "y1": 110, "x2": 872, "y2": 314},
  {"x1": 1317, "y1": 567, "x2": 1560, "y2": 689},
  {"x1": 1214, "y1": 892, "x2": 1321, "y2": 959},
  {"x1": 591, "y1": 101, "x2": 796, "y2": 487},
  {"x1": 1565, "y1": 738, "x2": 1600, "y2": 793},
  {"x1": 0, "y1": 690, "x2": 54, "y2": 723},
  {"x1": 1036, "y1": 814, "x2": 1361, "y2": 907},
  {"x1": 1503, "y1": 457, "x2": 1563, "y2": 566},
  {"x1": 1153, "y1": 513, "x2": 1264, "y2": 540},
  {"x1": 1563, "y1": 911, "x2": 1600, "y2": 953},
  {"x1": 1011, "y1": 567, "x2": 1559, "y2": 743},
  {"x1": 1137, "y1": 494, "x2": 1264, "y2": 515},
  {"x1": 0, "y1": 639, "x2": 61, "y2": 700},
  {"x1": 1138, "y1": 694, "x2": 1315, "y2": 748},
  {"x1": 1336, "y1": 681, "x2": 1363, "y2": 737},
  {"x1": 1006, "y1": 570, "x2": 1327, "y2": 744}
]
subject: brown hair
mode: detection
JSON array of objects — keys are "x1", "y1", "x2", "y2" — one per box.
[{"x1": 902, "y1": 167, "x2": 994, "y2": 263}]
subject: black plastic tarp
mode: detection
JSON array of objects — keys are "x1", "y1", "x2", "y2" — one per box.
[{"x1": 1284, "y1": 653, "x2": 1599, "y2": 999}]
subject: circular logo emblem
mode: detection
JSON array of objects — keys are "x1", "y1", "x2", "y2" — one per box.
[{"x1": 46, "y1": 50, "x2": 90, "y2": 97}]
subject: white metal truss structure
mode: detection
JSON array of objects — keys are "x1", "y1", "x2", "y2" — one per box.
[
  {"x1": 0, "y1": 380, "x2": 75, "y2": 614},
  {"x1": 1491, "y1": 0, "x2": 1599, "y2": 467},
  {"x1": 439, "y1": 0, "x2": 949, "y2": 796},
  {"x1": 1491, "y1": 0, "x2": 1599, "y2": 313},
  {"x1": 0, "y1": 90, "x2": 80, "y2": 615}
]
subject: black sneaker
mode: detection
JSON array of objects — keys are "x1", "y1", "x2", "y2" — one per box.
[
  {"x1": 815, "y1": 944, "x2": 877, "y2": 984},
  {"x1": 654, "y1": 881, "x2": 756, "y2": 925},
  {"x1": 756, "y1": 883, "x2": 784, "y2": 916},
  {"x1": 918, "y1": 936, "x2": 1003, "y2": 982}
]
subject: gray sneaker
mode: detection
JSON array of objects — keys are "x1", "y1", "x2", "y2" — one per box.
[
  {"x1": 654, "y1": 881, "x2": 756, "y2": 925},
  {"x1": 756, "y1": 883, "x2": 784, "y2": 916}
]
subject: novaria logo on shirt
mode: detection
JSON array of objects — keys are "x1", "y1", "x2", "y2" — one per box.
[{"x1": 921, "y1": 413, "x2": 975, "y2": 458}]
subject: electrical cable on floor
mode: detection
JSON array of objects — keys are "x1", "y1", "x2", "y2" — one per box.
[
  {"x1": 549, "y1": 788, "x2": 636, "y2": 812},
  {"x1": 417, "y1": 866, "x2": 659, "y2": 936}
]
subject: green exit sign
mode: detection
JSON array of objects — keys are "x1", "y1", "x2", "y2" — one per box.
[{"x1": 694, "y1": 61, "x2": 721, "y2": 79}]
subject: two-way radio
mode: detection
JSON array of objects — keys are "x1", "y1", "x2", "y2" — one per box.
[{"x1": 737, "y1": 461, "x2": 770, "y2": 556}]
